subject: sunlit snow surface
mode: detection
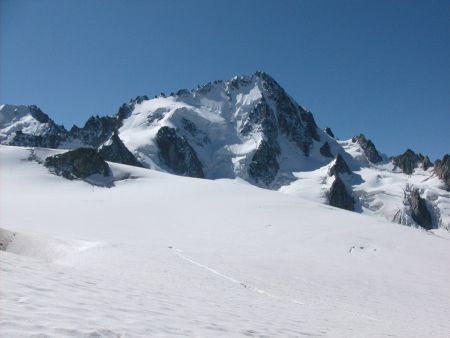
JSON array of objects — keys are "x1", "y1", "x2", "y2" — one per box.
[
  {"x1": 1, "y1": 145, "x2": 450, "y2": 337},
  {"x1": 281, "y1": 139, "x2": 450, "y2": 229}
]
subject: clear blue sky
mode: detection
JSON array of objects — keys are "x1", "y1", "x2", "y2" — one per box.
[{"x1": 1, "y1": 0, "x2": 449, "y2": 159}]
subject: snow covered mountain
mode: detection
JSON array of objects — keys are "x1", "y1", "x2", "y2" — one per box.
[
  {"x1": 0, "y1": 104, "x2": 66, "y2": 148},
  {"x1": 116, "y1": 72, "x2": 334, "y2": 185},
  {"x1": 1, "y1": 71, "x2": 449, "y2": 231},
  {"x1": 1, "y1": 70, "x2": 450, "y2": 336}
]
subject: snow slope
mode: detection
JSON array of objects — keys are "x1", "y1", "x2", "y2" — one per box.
[
  {"x1": 281, "y1": 139, "x2": 450, "y2": 229},
  {"x1": 1, "y1": 145, "x2": 450, "y2": 337}
]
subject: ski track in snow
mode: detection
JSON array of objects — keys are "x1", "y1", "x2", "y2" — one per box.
[
  {"x1": 171, "y1": 247, "x2": 306, "y2": 306},
  {"x1": 171, "y1": 246, "x2": 380, "y2": 324}
]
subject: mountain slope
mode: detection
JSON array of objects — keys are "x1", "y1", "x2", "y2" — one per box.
[
  {"x1": 0, "y1": 104, "x2": 67, "y2": 148},
  {"x1": 117, "y1": 72, "x2": 340, "y2": 187},
  {"x1": 1, "y1": 72, "x2": 449, "y2": 231},
  {"x1": 1, "y1": 145, "x2": 450, "y2": 337}
]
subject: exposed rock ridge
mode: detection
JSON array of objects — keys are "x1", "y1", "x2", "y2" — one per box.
[
  {"x1": 329, "y1": 154, "x2": 352, "y2": 177},
  {"x1": 44, "y1": 148, "x2": 111, "y2": 182},
  {"x1": 98, "y1": 132, "x2": 142, "y2": 167},
  {"x1": 392, "y1": 149, "x2": 432, "y2": 175},
  {"x1": 352, "y1": 134, "x2": 382, "y2": 163},
  {"x1": 155, "y1": 127, "x2": 204, "y2": 178},
  {"x1": 328, "y1": 175, "x2": 354, "y2": 211},
  {"x1": 320, "y1": 141, "x2": 333, "y2": 158}
]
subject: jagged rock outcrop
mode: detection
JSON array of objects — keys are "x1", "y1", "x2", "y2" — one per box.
[
  {"x1": 240, "y1": 97, "x2": 278, "y2": 140},
  {"x1": 329, "y1": 154, "x2": 351, "y2": 177},
  {"x1": 1, "y1": 104, "x2": 144, "y2": 168},
  {"x1": 248, "y1": 140, "x2": 280, "y2": 186},
  {"x1": 409, "y1": 188, "x2": 433, "y2": 230},
  {"x1": 352, "y1": 134, "x2": 382, "y2": 163},
  {"x1": 329, "y1": 175, "x2": 354, "y2": 211},
  {"x1": 392, "y1": 149, "x2": 432, "y2": 175},
  {"x1": 257, "y1": 71, "x2": 320, "y2": 156},
  {"x1": 69, "y1": 115, "x2": 117, "y2": 147},
  {"x1": 320, "y1": 141, "x2": 333, "y2": 158},
  {"x1": 28, "y1": 105, "x2": 52, "y2": 124},
  {"x1": 44, "y1": 148, "x2": 111, "y2": 180},
  {"x1": 98, "y1": 132, "x2": 142, "y2": 167},
  {"x1": 324, "y1": 127, "x2": 335, "y2": 138},
  {"x1": 155, "y1": 127, "x2": 204, "y2": 178},
  {"x1": 434, "y1": 154, "x2": 450, "y2": 189},
  {"x1": 1, "y1": 104, "x2": 68, "y2": 148},
  {"x1": 422, "y1": 156, "x2": 432, "y2": 171},
  {"x1": 240, "y1": 97, "x2": 281, "y2": 186},
  {"x1": 10, "y1": 130, "x2": 65, "y2": 148}
]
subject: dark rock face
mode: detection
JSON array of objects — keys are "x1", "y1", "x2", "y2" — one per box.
[
  {"x1": 257, "y1": 71, "x2": 320, "y2": 156},
  {"x1": 352, "y1": 134, "x2": 382, "y2": 163},
  {"x1": 324, "y1": 127, "x2": 335, "y2": 138},
  {"x1": 241, "y1": 98, "x2": 278, "y2": 141},
  {"x1": 175, "y1": 89, "x2": 190, "y2": 97},
  {"x1": 69, "y1": 115, "x2": 117, "y2": 147},
  {"x1": 28, "y1": 105, "x2": 51, "y2": 123},
  {"x1": 44, "y1": 148, "x2": 110, "y2": 180},
  {"x1": 422, "y1": 156, "x2": 432, "y2": 171},
  {"x1": 434, "y1": 154, "x2": 450, "y2": 189},
  {"x1": 10, "y1": 130, "x2": 65, "y2": 148},
  {"x1": 117, "y1": 103, "x2": 134, "y2": 126},
  {"x1": 248, "y1": 140, "x2": 280, "y2": 187},
  {"x1": 98, "y1": 132, "x2": 142, "y2": 167},
  {"x1": 409, "y1": 188, "x2": 433, "y2": 230},
  {"x1": 329, "y1": 175, "x2": 354, "y2": 211},
  {"x1": 156, "y1": 126, "x2": 204, "y2": 178},
  {"x1": 392, "y1": 149, "x2": 419, "y2": 175},
  {"x1": 320, "y1": 142, "x2": 333, "y2": 158},
  {"x1": 239, "y1": 98, "x2": 281, "y2": 186},
  {"x1": 329, "y1": 154, "x2": 351, "y2": 177},
  {"x1": 301, "y1": 111, "x2": 320, "y2": 143},
  {"x1": 392, "y1": 149, "x2": 432, "y2": 175}
]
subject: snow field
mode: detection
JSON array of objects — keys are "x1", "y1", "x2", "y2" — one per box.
[{"x1": 1, "y1": 145, "x2": 450, "y2": 337}]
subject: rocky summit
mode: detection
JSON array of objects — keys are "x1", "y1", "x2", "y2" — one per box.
[
  {"x1": 392, "y1": 149, "x2": 432, "y2": 175},
  {"x1": 0, "y1": 72, "x2": 449, "y2": 231}
]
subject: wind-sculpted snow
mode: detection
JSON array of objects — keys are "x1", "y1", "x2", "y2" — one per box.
[{"x1": 1, "y1": 145, "x2": 450, "y2": 337}]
